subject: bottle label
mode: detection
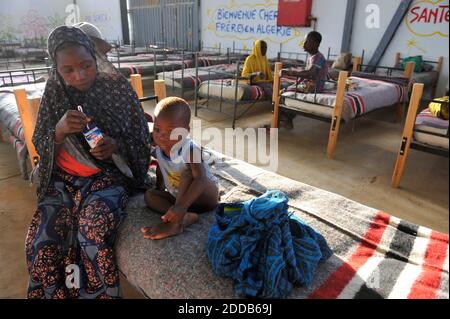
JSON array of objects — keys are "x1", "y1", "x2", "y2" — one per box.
[{"x1": 83, "y1": 124, "x2": 103, "y2": 148}]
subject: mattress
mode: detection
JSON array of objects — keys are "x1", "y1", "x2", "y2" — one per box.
[
  {"x1": 389, "y1": 70, "x2": 439, "y2": 88},
  {"x1": 115, "y1": 60, "x2": 193, "y2": 77},
  {"x1": 282, "y1": 76, "x2": 408, "y2": 122},
  {"x1": 0, "y1": 83, "x2": 46, "y2": 177},
  {"x1": 157, "y1": 64, "x2": 238, "y2": 89},
  {"x1": 0, "y1": 71, "x2": 46, "y2": 87},
  {"x1": 198, "y1": 79, "x2": 268, "y2": 102},
  {"x1": 413, "y1": 108, "x2": 449, "y2": 150}
]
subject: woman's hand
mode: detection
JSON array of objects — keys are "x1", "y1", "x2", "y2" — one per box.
[
  {"x1": 90, "y1": 136, "x2": 115, "y2": 161},
  {"x1": 55, "y1": 110, "x2": 89, "y2": 143}
]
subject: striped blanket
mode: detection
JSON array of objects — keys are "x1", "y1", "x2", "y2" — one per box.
[
  {"x1": 0, "y1": 83, "x2": 46, "y2": 178},
  {"x1": 0, "y1": 71, "x2": 46, "y2": 87},
  {"x1": 416, "y1": 108, "x2": 449, "y2": 130},
  {"x1": 197, "y1": 56, "x2": 232, "y2": 67},
  {"x1": 116, "y1": 151, "x2": 449, "y2": 299}
]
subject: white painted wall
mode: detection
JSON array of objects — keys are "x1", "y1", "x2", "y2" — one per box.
[
  {"x1": 201, "y1": 0, "x2": 449, "y2": 95},
  {"x1": 77, "y1": 0, "x2": 123, "y2": 43},
  {"x1": 200, "y1": 0, "x2": 348, "y2": 60},
  {"x1": 0, "y1": 0, "x2": 71, "y2": 43},
  {"x1": 350, "y1": 0, "x2": 449, "y2": 96},
  {"x1": 0, "y1": 0, "x2": 123, "y2": 43}
]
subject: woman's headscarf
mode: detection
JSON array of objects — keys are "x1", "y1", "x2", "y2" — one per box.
[
  {"x1": 241, "y1": 40, "x2": 274, "y2": 83},
  {"x1": 32, "y1": 26, "x2": 151, "y2": 199}
]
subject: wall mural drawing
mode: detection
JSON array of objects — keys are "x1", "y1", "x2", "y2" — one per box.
[{"x1": 204, "y1": 0, "x2": 305, "y2": 50}]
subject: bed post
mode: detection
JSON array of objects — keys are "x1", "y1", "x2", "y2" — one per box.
[
  {"x1": 391, "y1": 83, "x2": 424, "y2": 188},
  {"x1": 395, "y1": 61, "x2": 415, "y2": 123},
  {"x1": 395, "y1": 52, "x2": 401, "y2": 67},
  {"x1": 232, "y1": 61, "x2": 240, "y2": 129},
  {"x1": 432, "y1": 56, "x2": 444, "y2": 98},
  {"x1": 271, "y1": 62, "x2": 283, "y2": 128},
  {"x1": 130, "y1": 74, "x2": 144, "y2": 109},
  {"x1": 154, "y1": 79, "x2": 167, "y2": 103},
  {"x1": 327, "y1": 71, "x2": 348, "y2": 159},
  {"x1": 195, "y1": 53, "x2": 200, "y2": 116},
  {"x1": 404, "y1": 61, "x2": 415, "y2": 80},
  {"x1": 352, "y1": 56, "x2": 362, "y2": 73},
  {"x1": 13, "y1": 89, "x2": 40, "y2": 169}
]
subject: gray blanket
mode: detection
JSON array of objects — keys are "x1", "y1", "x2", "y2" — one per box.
[{"x1": 116, "y1": 151, "x2": 449, "y2": 299}]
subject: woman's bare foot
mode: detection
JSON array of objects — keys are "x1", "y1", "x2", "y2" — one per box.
[{"x1": 141, "y1": 213, "x2": 199, "y2": 240}]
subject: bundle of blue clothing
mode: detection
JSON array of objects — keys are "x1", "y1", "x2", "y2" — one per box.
[{"x1": 207, "y1": 190, "x2": 333, "y2": 298}]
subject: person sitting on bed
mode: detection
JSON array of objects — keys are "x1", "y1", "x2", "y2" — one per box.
[
  {"x1": 141, "y1": 97, "x2": 219, "y2": 240},
  {"x1": 293, "y1": 31, "x2": 329, "y2": 92},
  {"x1": 241, "y1": 40, "x2": 274, "y2": 98},
  {"x1": 280, "y1": 31, "x2": 330, "y2": 129}
]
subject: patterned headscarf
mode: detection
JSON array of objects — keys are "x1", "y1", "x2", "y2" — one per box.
[{"x1": 33, "y1": 26, "x2": 151, "y2": 199}]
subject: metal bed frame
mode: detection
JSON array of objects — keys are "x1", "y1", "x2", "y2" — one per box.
[
  {"x1": 1, "y1": 41, "x2": 26, "y2": 70},
  {"x1": 158, "y1": 50, "x2": 237, "y2": 99},
  {"x1": 113, "y1": 44, "x2": 192, "y2": 82},
  {"x1": 0, "y1": 66, "x2": 51, "y2": 87},
  {"x1": 194, "y1": 59, "x2": 275, "y2": 129}
]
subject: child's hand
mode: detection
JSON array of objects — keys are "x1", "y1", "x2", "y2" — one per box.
[{"x1": 161, "y1": 204, "x2": 187, "y2": 223}]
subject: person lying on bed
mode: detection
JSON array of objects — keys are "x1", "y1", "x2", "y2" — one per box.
[
  {"x1": 141, "y1": 97, "x2": 219, "y2": 240},
  {"x1": 280, "y1": 31, "x2": 330, "y2": 129},
  {"x1": 241, "y1": 40, "x2": 274, "y2": 98}
]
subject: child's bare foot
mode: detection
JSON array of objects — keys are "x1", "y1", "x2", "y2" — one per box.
[{"x1": 141, "y1": 213, "x2": 199, "y2": 240}]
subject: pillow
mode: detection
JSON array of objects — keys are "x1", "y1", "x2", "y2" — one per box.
[
  {"x1": 331, "y1": 53, "x2": 352, "y2": 70},
  {"x1": 402, "y1": 55, "x2": 423, "y2": 73}
]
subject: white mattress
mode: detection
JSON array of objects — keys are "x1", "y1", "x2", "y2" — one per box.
[
  {"x1": 414, "y1": 124, "x2": 449, "y2": 150},
  {"x1": 282, "y1": 97, "x2": 335, "y2": 120}
]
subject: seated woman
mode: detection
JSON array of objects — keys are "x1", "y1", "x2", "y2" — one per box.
[
  {"x1": 241, "y1": 40, "x2": 274, "y2": 98},
  {"x1": 26, "y1": 26, "x2": 151, "y2": 299}
]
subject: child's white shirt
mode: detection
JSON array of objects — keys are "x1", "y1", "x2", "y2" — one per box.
[{"x1": 155, "y1": 137, "x2": 216, "y2": 197}]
